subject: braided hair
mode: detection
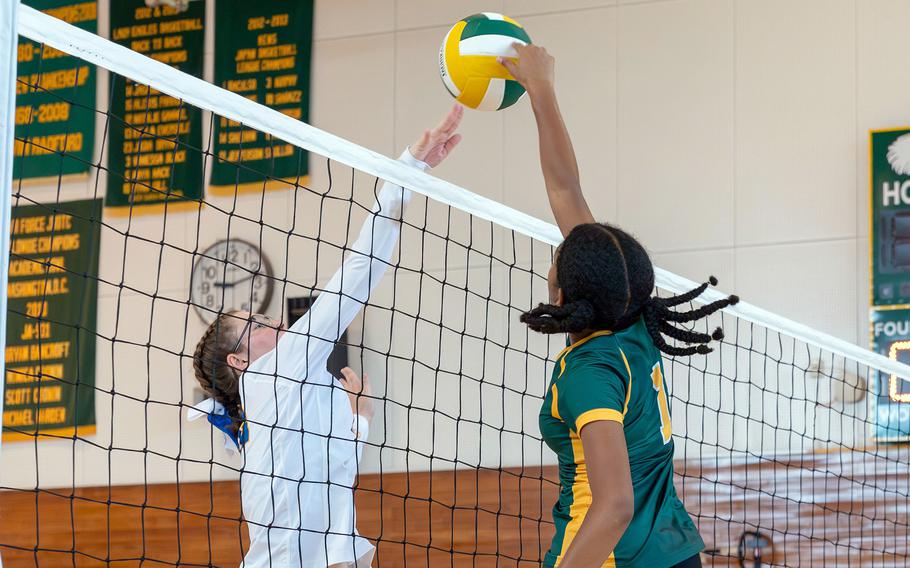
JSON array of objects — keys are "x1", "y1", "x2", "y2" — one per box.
[
  {"x1": 192, "y1": 312, "x2": 245, "y2": 436},
  {"x1": 520, "y1": 223, "x2": 739, "y2": 356}
]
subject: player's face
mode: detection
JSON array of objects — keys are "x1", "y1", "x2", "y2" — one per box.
[
  {"x1": 548, "y1": 246, "x2": 562, "y2": 305},
  {"x1": 229, "y1": 312, "x2": 285, "y2": 368}
]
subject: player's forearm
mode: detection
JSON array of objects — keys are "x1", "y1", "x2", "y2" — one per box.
[
  {"x1": 318, "y1": 149, "x2": 421, "y2": 326},
  {"x1": 331, "y1": 149, "x2": 420, "y2": 281},
  {"x1": 358, "y1": 148, "x2": 426, "y2": 253},
  {"x1": 530, "y1": 86, "x2": 579, "y2": 189},
  {"x1": 558, "y1": 501, "x2": 630, "y2": 568},
  {"x1": 528, "y1": 86, "x2": 594, "y2": 236},
  {"x1": 286, "y1": 150, "x2": 424, "y2": 343}
]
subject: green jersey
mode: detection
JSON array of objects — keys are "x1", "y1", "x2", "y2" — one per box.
[{"x1": 539, "y1": 319, "x2": 704, "y2": 567}]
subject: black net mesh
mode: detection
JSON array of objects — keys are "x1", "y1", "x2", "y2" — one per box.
[{"x1": 2, "y1": 16, "x2": 909, "y2": 568}]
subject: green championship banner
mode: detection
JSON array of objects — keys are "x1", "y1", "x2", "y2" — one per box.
[
  {"x1": 105, "y1": 0, "x2": 205, "y2": 209},
  {"x1": 210, "y1": 0, "x2": 313, "y2": 190},
  {"x1": 870, "y1": 308, "x2": 910, "y2": 440},
  {"x1": 14, "y1": 1, "x2": 97, "y2": 180},
  {"x1": 3, "y1": 199, "x2": 101, "y2": 441},
  {"x1": 870, "y1": 127, "x2": 910, "y2": 306}
]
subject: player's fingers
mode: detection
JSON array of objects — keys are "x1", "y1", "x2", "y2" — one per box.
[
  {"x1": 435, "y1": 105, "x2": 461, "y2": 135},
  {"x1": 444, "y1": 104, "x2": 464, "y2": 133},
  {"x1": 500, "y1": 58, "x2": 520, "y2": 80},
  {"x1": 434, "y1": 108, "x2": 457, "y2": 134},
  {"x1": 415, "y1": 129, "x2": 431, "y2": 148},
  {"x1": 339, "y1": 366, "x2": 359, "y2": 387},
  {"x1": 444, "y1": 133, "x2": 462, "y2": 154}
]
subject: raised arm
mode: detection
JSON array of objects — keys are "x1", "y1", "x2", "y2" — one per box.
[
  {"x1": 298, "y1": 156, "x2": 418, "y2": 353},
  {"x1": 279, "y1": 105, "x2": 464, "y2": 368},
  {"x1": 500, "y1": 45, "x2": 595, "y2": 237}
]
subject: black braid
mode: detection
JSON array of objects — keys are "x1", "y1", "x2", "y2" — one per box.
[
  {"x1": 643, "y1": 279, "x2": 738, "y2": 356},
  {"x1": 659, "y1": 320, "x2": 717, "y2": 345},
  {"x1": 642, "y1": 303, "x2": 711, "y2": 356},
  {"x1": 659, "y1": 295, "x2": 740, "y2": 323},
  {"x1": 520, "y1": 300, "x2": 595, "y2": 334},
  {"x1": 653, "y1": 276, "x2": 717, "y2": 308}
]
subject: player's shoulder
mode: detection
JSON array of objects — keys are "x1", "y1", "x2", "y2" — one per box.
[
  {"x1": 562, "y1": 334, "x2": 627, "y2": 379},
  {"x1": 612, "y1": 318, "x2": 663, "y2": 360},
  {"x1": 613, "y1": 316, "x2": 655, "y2": 344},
  {"x1": 568, "y1": 332, "x2": 622, "y2": 362}
]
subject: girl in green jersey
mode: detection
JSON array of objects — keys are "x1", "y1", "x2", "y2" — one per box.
[{"x1": 500, "y1": 47, "x2": 738, "y2": 568}]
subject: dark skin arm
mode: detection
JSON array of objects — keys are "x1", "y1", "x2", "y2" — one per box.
[
  {"x1": 502, "y1": 43, "x2": 633, "y2": 564},
  {"x1": 558, "y1": 420, "x2": 634, "y2": 567},
  {"x1": 500, "y1": 45, "x2": 595, "y2": 237}
]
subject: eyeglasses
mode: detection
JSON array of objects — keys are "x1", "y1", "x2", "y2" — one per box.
[{"x1": 229, "y1": 314, "x2": 280, "y2": 356}]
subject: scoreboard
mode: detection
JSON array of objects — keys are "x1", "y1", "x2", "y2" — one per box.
[{"x1": 870, "y1": 127, "x2": 910, "y2": 440}]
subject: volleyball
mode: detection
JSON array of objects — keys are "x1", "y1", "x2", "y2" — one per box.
[{"x1": 439, "y1": 12, "x2": 531, "y2": 111}]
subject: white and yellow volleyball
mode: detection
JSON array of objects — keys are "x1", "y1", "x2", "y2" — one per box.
[{"x1": 439, "y1": 13, "x2": 531, "y2": 111}]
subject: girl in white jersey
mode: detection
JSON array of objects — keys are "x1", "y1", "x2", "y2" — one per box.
[{"x1": 191, "y1": 106, "x2": 464, "y2": 568}]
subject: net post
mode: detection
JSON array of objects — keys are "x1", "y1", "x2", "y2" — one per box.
[{"x1": 0, "y1": 0, "x2": 20, "y2": 504}]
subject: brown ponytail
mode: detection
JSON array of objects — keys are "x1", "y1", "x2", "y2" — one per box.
[{"x1": 192, "y1": 312, "x2": 244, "y2": 436}]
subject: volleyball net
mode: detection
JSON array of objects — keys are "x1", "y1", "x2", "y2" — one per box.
[{"x1": 1, "y1": 4, "x2": 909, "y2": 567}]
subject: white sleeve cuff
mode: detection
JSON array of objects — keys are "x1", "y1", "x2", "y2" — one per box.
[
  {"x1": 353, "y1": 414, "x2": 370, "y2": 441},
  {"x1": 401, "y1": 147, "x2": 431, "y2": 171}
]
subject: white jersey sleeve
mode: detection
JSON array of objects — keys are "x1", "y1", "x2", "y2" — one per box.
[{"x1": 269, "y1": 148, "x2": 428, "y2": 384}]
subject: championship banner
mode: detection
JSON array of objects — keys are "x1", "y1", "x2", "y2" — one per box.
[
  {"x1": 870, "y1": 308, "x2": 910, "y2": 440},
  {"x1": 210, "y1": 0, "x2": 313, "y2": 190},
  {"x1": 14, "y1": 1, "x2": 97, "y2": 181},
  {"x1": 105, "y1": 0, "x2": 205, "y2": 209},
  {"x1": 3, "y1": 199, "x2": 101, "y2": 442}
]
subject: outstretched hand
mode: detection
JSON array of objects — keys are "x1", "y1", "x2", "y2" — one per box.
[
  {"x1": 339, "y1": 367, "x2": 374, "y2": 422},
  {"x1": 498, "y1": 43, "x2": 555, "y2": 96},
  {"x1": 409, "y1": 104, "x2": 464, "y2": 168},
  {"x1": 499, "y1": 43, "x2": 593, "y2": 236}
]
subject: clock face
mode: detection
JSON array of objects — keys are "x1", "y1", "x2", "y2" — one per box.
[{"x1": 191, "y1": 239, "x2": 273, "y2": 324}]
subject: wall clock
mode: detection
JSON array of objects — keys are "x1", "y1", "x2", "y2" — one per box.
[{"x1": 191, "y1": 239, "x2": 273, "y2": 324}]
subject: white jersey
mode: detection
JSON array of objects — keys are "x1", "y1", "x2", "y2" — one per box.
[{"x1": 238, "y1": 150, "x2": 426, "y2": 568}]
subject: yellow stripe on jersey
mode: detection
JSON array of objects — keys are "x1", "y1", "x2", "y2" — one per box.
[
  {"x1": 551, "y1": 330, "x2": 625, "y2": 565},
  {"x1": 551, "y1": 384, "x2": 561, "y2": 420},
  {"x1": 617, "y1": 348, "x2": 633, "y2": 416},
  {"x1": 575, "y1": 408, "x2": 624, "y2": 433},
  {"x1": 554, "y1": 430, "x2": 616, "y2": 568},
  {"x1": 556, "y1": 329, "x2": 614, "y2": 378}
]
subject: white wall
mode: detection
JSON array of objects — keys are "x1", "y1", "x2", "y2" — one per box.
[{"x1": 3, "y1": 0, "x2": 902, "y2": 489}]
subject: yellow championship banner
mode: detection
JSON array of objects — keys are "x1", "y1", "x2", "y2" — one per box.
[
  {"x1": 3, "y1": 199, "x2": 101, "y2": 442},
  {"x1": 209, "y1": 0, "x2": 313, "y2": 193}
]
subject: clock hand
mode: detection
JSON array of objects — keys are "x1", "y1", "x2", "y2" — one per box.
[{"x1": 214, "y1": 273, "x2": 257, "y2": 288}]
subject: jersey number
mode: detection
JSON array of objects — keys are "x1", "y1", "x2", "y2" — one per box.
[{"x1": 651, "y1": 363, "x2": 672, "y2": 444}]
